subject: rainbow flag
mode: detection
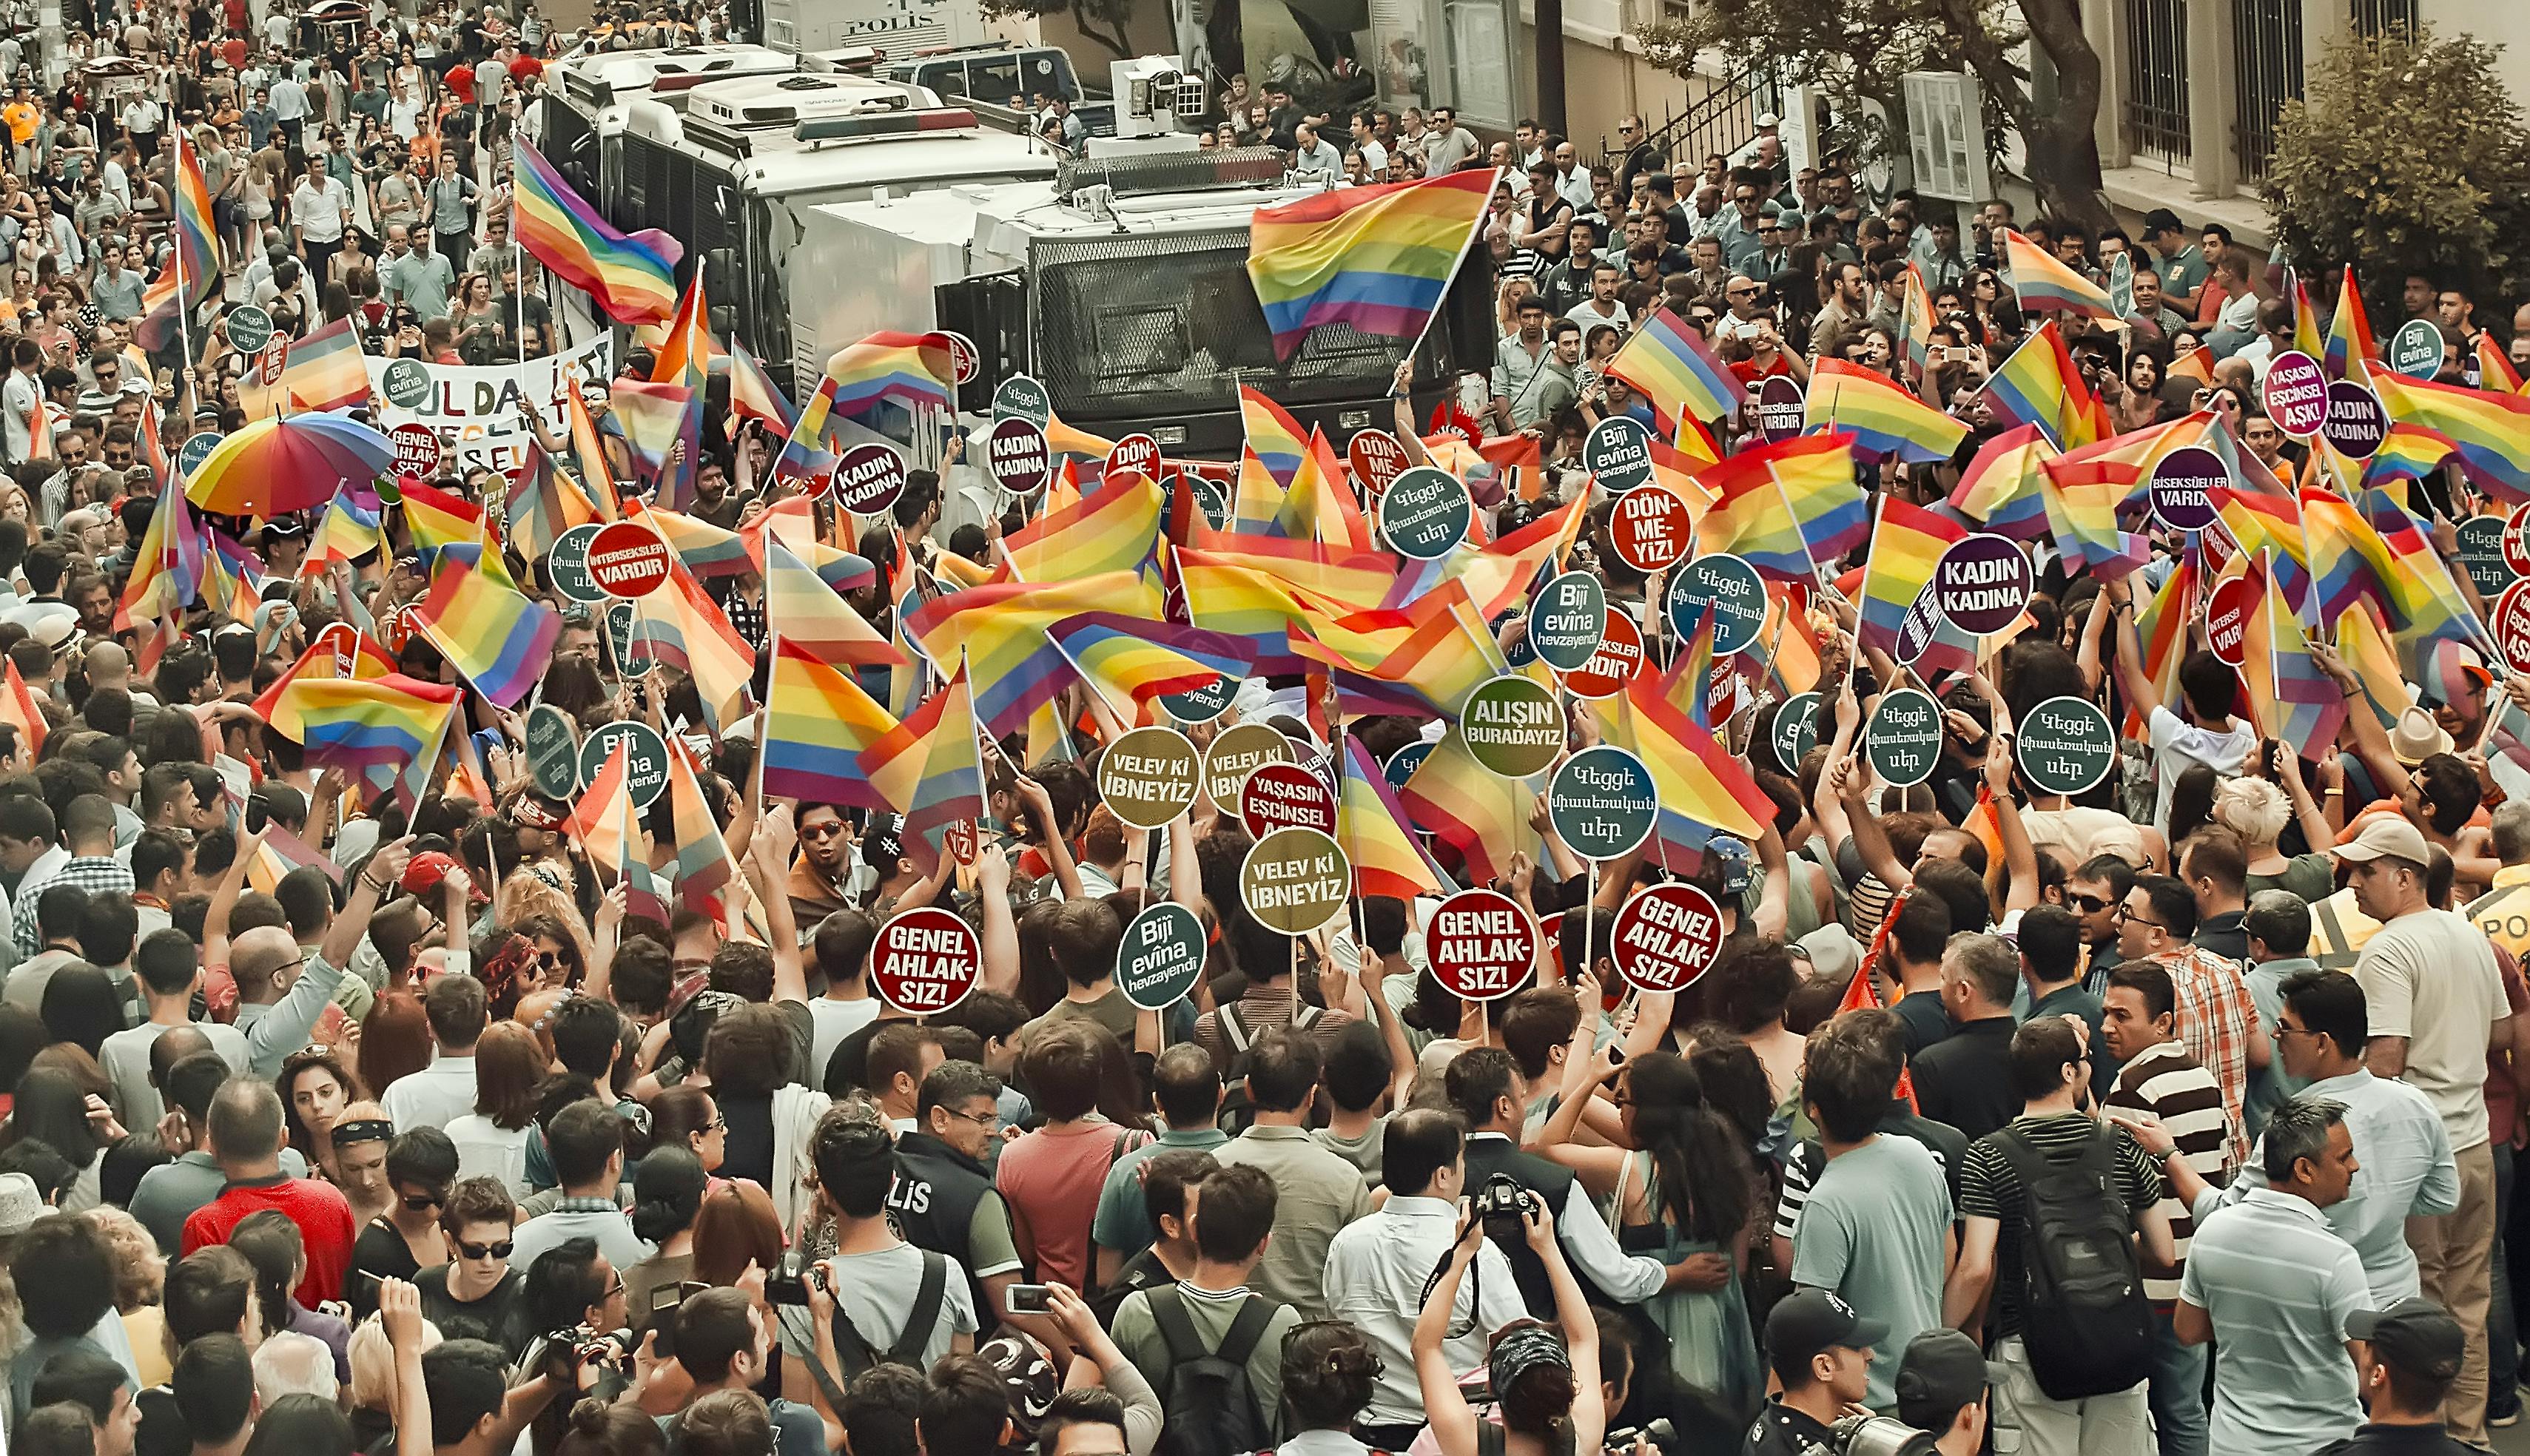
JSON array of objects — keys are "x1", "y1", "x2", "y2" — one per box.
[
  {"x1": 1981, "y1": 322, "x2": 2096, "y2": 449},
  {"x1": 1948, "y1": 423, "x2": 2057, "y2": 539},
  {"x1": 1608, "y1": 304, "x2": 1740, "y2": 427},
  {"x1": 1399, "y1": 727, "x2": 1541, "y2": 886},
  {"x1": 514, "y1": 138, "x2": 682, "y2": 326},
  {"x1": 765, "y1": 538, "x2": 900, "y2": 668},
  {"x1": 725, "y1": 337, "x2": 797, "y2": 438},
  {"x1": 2287, "y1": 269, "x2": 2325, "y2": 360},
  {"x1": 1240, "y1": 386, "x2": 1311, "y2": 487},
  {"x1": 2127, "y1": 554, "x2": 2196, "y2": 736},
  {"x1": 1046, "y1": 611, "x2": 1248, "y2": 721},
  {"x1": 1768, "y1": 431, "x2": 1869, "y2": 563},
  {"x1": 1449, "y1": 493, "x2": 1589, "y2": 618},
  {"x1": 2326, "y1": 265, "x2": 2376, "y2": 381},
  {"x1": 824, "y1": 331, "x2": 955, "y2": 431},
  {"x1": 565, "y1": 742, "x2": 637, "y2": 879},
  {"x1": 1279, "y1": 428, "x2": 1373, "y2": 552},
  {"x1": 858, "y1": 664, "x2": 986, "y2": 874},
  {"x1": 1897, "y1": 263, "x2": 1934, "y2": 377},
  {"x1": 2358, "y1": 486, "x2": 2486, "y2": 662},
  {"x1": 1670, "y1": 599, "x2": 1720, "y2": 729},
  {"x1": 135, "y1": 134, "x2": 222, "y2": 352},
  {"x1": 633, "y1": 501, "x2": 753, "y2": 578},
  {"x1": 1855, "y1": 495, "x2": 1977, "y2": 678},
  {"x1": 2000, "y1": 228, "x2": 2123, "y2": 326},
  {"x1": 630, "y1": 559, "x2": 757, "y2": 731},
  {"x1": 2369, "y1": 371, "x2": 2530, "y2": 502},
  {"x1": 2210, "y1": 482, "x2": 2313, "y2": 617},
  {"x1": 1605, "y1": 670, "x2": 1774, "y2": 869},
  {"x1": 664, "y1": 736, "x2": 738, "y2": 922},
  {"x1": 277, "y1": 673, "x2": 460, "y2": 775},
  {"x1": 650, "y1": 270, "x2": 721, "y2": 386},
  {"x1": 1296, "y1": 587, "x2": 1507, "y2": 721},
  {"x1": 610, "y1": 377, "x2": 697, "y2": 482},
  {"x1": 305, "y1": 488, "x2": 383, "y2": 576},
  {"x1": 773, "y1": 375, "x2": 841, "y2": 485},
  {"x1": 1178, "y1": 545, "x2": 1394, "y2": 675},
  {"x1": 1692, "y1": 434, "x2": 1863, "y2": 580},
  {"x1": 506, "y1": 443, "x2": 597, "y2": 562},
  {"x1": 2479, "y1": 334, "x2": 2525, "y2": 394},
  {"x1": 1671, "y1": 412, "x2": 1723, "y2": 470},
  {"x1": 279, "y1": 318, "x2": 369, "y2": 413},
  {"x1": 903, "y1": 570, "x2": 1161, "y2": 735},
  {"x1": 1338, "y1": 737, "x2": 1452, "y2": 899},
  {"x1": 747, "y1": 496, "x2": 875, "y2": 594},
  {"x1": 203, "y1": 530, "x2": 263, "y2": 624},
  {"x1": 1805, "y1": 358, "x2": 1968, "y2": 465},
  {"x1": 255, "y1": 627, "x2": 397, "y2": 738},
  {"x1": 1003, "y1": 468, "x2": 1162, "y2": 583},
  {"x1": 1246, "y1": 169, "x2": 1494, "y2": 360},
  {"x1": 2361, "y1": 423, "x2": 2463, "y2": 488},
  {"x1": 115, "y1": 484, "x2": 202, "y2": 627},
  {"x1": 2335, "y1": 601, "x2": 2412, "y2": 729},
  {"x1": 1231, "y1": 448, "x2": 1288, "y2": 537},
  {"x1": 2242, "y1": 554, "x2": 2346, "y2": 761},
  {"x1": 2294, "y1": 486, "x2": 2395, "y2": 624},
  {"x1": 1046, "y1": 411, "x2": 1117, "y2": 466},
  {"x1": 2168, "y1": 344, "x2": 2216, "y2": 391},
  {"x1": 763, "y1": 638, "x2": 900, "y2": 810},
  {"x1": 414, "y1": 556, "x2": 557, "y2": 708},
  {"x1": 563, "y1": 382, "x2": 621, "y2": 516},
  {"x1": 399, "y1": 478, "x2": 489, "y2": 556},
  {"x1": 0, "y1": 660, "x2": 44, "y2": 760}
]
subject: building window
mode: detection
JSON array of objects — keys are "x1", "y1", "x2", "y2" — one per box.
[
  {"x1": 1441, "y1": 0, "x2": 1513, "y2": 128},
  {"x1": 2351, "y1": 0, "x2": 2418, "y2": 36},
  {"x1": 2231, "y1": 0, "x2": 2303, "y2": 181},
  {"x1": 2121, "y1": 0, "x2": 2190, "y2": 169}
]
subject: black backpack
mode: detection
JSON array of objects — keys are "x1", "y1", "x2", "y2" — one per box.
[
  {"x1": 829, "y1": 1249, "x2": 949, "y2": 1379},
  {"x1": 1215, "y1": 1001, "x2": 1322, "y2": 1136},
  {"x1": 1146, "y1": 1285, "x2": 1278, "y2": 1456},
  {"x1": 1991, "y1": 1124, "x2": 2154, "y2": 1400}
]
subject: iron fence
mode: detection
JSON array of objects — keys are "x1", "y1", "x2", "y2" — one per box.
[
  {"x1": 2231, "y1": 0, "x2": 2304, "y2": 181},
  {"x1": 2122, "y1": 0, "x2": 2191, "y2": 170}
]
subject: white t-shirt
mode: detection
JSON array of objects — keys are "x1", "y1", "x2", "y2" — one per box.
[
  {"x1": 292, "y1": 176, "x2": 350, "y2": 241},
  {"x1": 2147, "y1": 704, "x2": 2255, "y2": 830},
  {"x1": 2353, "y1": 908, "x2": 2505, "y2": 1150},
  {"x1": 806, "y1": 995, "x2": 881, "y2": 1091}
]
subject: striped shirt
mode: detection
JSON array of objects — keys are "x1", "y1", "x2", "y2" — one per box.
[
  {"x1": 2152, "y1": 946, "x2": 2261, "y2": 1164},
  {"x1": 1955, "y1": 1113, "x2": 2164, "y2": 1338},
  {"x1": 2179, "y1": 1187, "x2": 2369, "y2": 1456},
  {"x1": 2103, "y1": 1039, "x2": 2230, "y2": 1305}
]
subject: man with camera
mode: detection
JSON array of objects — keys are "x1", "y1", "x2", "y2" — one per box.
[
  {"x1": 663, "y1": 1286, "x2": 827, "y2": 1456},
  {"x1": 1746, "y1": 1289, "x2": 1884, "y2": 1456}
]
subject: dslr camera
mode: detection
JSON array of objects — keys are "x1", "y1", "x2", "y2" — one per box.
[
  {"x1": 764, "y1": 1250, "x2": 830, "y2": 1307},
  {"x1": 1793, "y1": 1414, "x2": 1937, "y2": 1456},
  {"x1": 1472, "y1": 1173, "x2": 1543, "y2": 1242}
]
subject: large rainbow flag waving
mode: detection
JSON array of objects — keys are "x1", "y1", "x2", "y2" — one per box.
[
  {"x1": 513, "y1": 139, "x2": 683, "y2": 326},
  {"x1": 1247, "y1": 169, "x2": 1494, "y2": 360}
]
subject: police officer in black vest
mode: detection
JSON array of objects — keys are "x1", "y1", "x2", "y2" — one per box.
[{"x1": 886, "y1": 1059, "x2": 1066, "y2": 1351}]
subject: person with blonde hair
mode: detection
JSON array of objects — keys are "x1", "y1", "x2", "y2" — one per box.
[
  {"x1": 253, "y1": 1329, "x2": 340, "y2": 1406},
  {"x1": 2210, "y1": 768, "x2": 2335, "y2": 900},
  {"x1": 82, "y1": 1205, "x2": 169, "y2": 1385}
]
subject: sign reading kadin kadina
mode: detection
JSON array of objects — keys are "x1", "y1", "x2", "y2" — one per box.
[
  {"x1": 1610, "y1": 883, "x2": 1728, "y2": 994},
  {"x1": 1239, "y1": 761, "x2": 1337, "y2": 838},
  {"x1": 985, "y1": 417, "x2": 1052, "y2": 496},
  {"x1": 587, "y1": 522, "x2": 671, "y2": 599},
  {"x1": 830, "y1": 443, "x2": 909, "y2": 516},
  {"x1": 2494, "y1": 581, "x2": 2530, "y2": 675},
  {"x1": 869, "y1": 907, "x2": 981, "y2": 1015},
  {"x1": 1348, "y1": 428, "x2": 1410, "y2": 494},
  {"x1": 1608, "y1": 485, "x2": 1693, "y2": 573},
  {"x1": 1426, "y1": 889, "x2": 1538, "y2": 1002},
  {"x1": 2207, "y1": 574, "x2": 2255, "y2": 667}
]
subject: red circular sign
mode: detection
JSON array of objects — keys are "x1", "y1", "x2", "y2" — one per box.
[
  {"x1": 830, "y1": 442, "x2": 909, "y2": 516},
  {"x1": 388, "y1": 422, "x2": 442, "y2": 481},
  {"x1": 869, "y1": 906, "x2": 980, "y2": 1015},
  {"x1": 1561, "y1": 610, "x2": 1646, "y2": 699},
  {"x1": 380, "y1": 603, "x2": 423, "y2": 654},
  {"x1": 1611, "y1": 883, "x2": 1728, "y2": 994},
  {"x1": 943, "y1": 820, "x2": 978, "y2": 868},
  {"x1": 943, "y1": 331, "x2": 979, "y2": 385},
  {"x1": 2201, "y1": 519, "x2": 2235, "y2": 576},
  {"x1": 2206, "y1": 574, "x2": 2255, "y2": 667},
  {"x1": 312, "y1": 621, "x2": 363, "y2": 675},
  {"x1": 587, "y1": 521, "x2": 672, "y2": 599},
  {"x1": 2503, "y1": 503, "x2": 2530, "y2": 579},
  {"x1": 1238, "y1": 761, "x2": 1336, "y2": 839},
  {"x1": 1106, "y1": 434, "x2": 1162, "y2": 482},
  {"x1": 1608, "y1": 486, "x2": 1693, "y2": 573},
  {"x1": 1427, "y1": 889, "x2": 1538, "y2": 1002},
  {"x1": 2495, "y1": 582, "x2": 2530, "y2": 675},
  {"x1": 1347, "y1": 428, "x2": 1410, "y2": 495}
]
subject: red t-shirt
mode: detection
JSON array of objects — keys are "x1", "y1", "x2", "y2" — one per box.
[
  {"x1": 444, "y1": 67, "x2": 476, "y2": 104},
  {"x1": 181, "y1": 1175, "x2": 357, "y2": 1306},
  {"x1": 994, "y1": 1122, "x2": 1145, "y2": 1293}
]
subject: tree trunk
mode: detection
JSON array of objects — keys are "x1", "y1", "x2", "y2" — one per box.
[
  {"x1": 2016, "y1": 0, "x2": 2115, "y2": 232},
  {"x1": 1073, "y1": 0, "x2": 1137, "y2": 58}
]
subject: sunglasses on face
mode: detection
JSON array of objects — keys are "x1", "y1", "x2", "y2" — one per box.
[
  {"x1": 456, "y1": 1238, "x2": 513, "y2": 1260},
  {"x1": 401, "y1": 1188, "x2": 447, "y2": 1210},
  {"x1": 2067, "y1": 892, "x2": 2112, "y2": 914}
]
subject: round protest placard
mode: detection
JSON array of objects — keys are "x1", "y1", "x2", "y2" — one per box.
[
  {"x1": 380, "y1": 358, "x2": 433, "y2": 411},
  {"x1": 579, "y1": 720, "x2": 671, "y2": 810},
  {"x1": 178, "y1": 432, "x2": 222, "y2": 477},
  {"x1": 1427, "y1": 889, "x2": 1539, "y2": 1001},
  {"x1": 1547, "y1": 746, "x2": 1657, "y2": 860},
  {"x1": 604, "y1": 600, "x2": 638, "y2": 671},
  {"x1": 1668, "y1": 553, "x2": 1765, "y2": 655},
  {"x1": 2206, "y1": 574, "x2": 2255, "y2": 667},
  {"x1": 1529, "y1": 571, "x2": 1607, "y2": 672},
  {"x1": 1116, "y1": 901, "x2": 1207, "y2": 1010},
  {"x1": 549, "y1": 522, "x2": 605, "y2": 603},
  {"x1": 1866, "y1": 687, "x2": 1945, "y2": 788},
  {"x1": 1379, "y1": 466, "x2": 1473, "y2": 560},
  {"x1": 1610, "y1": 883, "x2": 1727, "y2": 994},
  {"x1": 992, "y1": 374, "x2": 1051, "y2": 426},
  {"x1": 1106, "y1": 434, "x2": 1163, "y2": 482},
  {"x1": 2321, "y1": 380, "x2": 2389, "y2": 459},
  {"x1": 1754, "y1": 376, "x2": 1806, "y2": 443},
  {"x1": 1204, "y1": 722, "x2": 1293, "y2": 812},
  {"x1": 1461, "y1": 675, "x2": 1565, "y2": 778},
  {"x1": 1348, "y1": 428, "x2": 1410, "y2": 495},
  {"x1": 869, "y1": 907, "x2": 980, "y2": 1015},
  {"x1": 1240, "y1": 826, "x2": 1350, "y2": 934},
  {"x1": 1898, "y1": 589, "x2": 1943, "y2": 670},
  {"x1": 1097, "y1": 725, "x2": 1203, "y2": 830},
  {"x1": 1239, "y1": 761, "x2": 1336, "y2": 838},
  {"x1": 943, "y1": 820, "x2": 979, "y2": 869},
  {"x1": 224, "y1": 304, "x2": 275, "y2": 354},
  {"x1": 830, "y1": 443, "x2": 909, "y2": 516},
  {"x1": 2387, "y1": 317, "x2": 2445, "y2": 381},
  {"x1": 1384, "y1": 739, "x2": 1434, "y2": 792},
  {"x1": 388, "y1": 422, "x2": 443, "y2": 480},
  {"x1": 2147, "y1": 445, "x2": 2226, "y2": 533},
  {"x1": 2016, "y1": 695, "x2": 2119, "y2": 795},
  {"x1": 588, "y1": 522, "x2": 671, "y2": 599},
  {"x1": 1563, "y1": 610, "x2": 1646, "y2": 700},
  {"x1": 1171, "y1": 471, "x2": 1231, "y2": 530},
  {"x1": 2261, "y1": 351, "x2": 2329, "y2": 438},
  {"x1": 311, "y1": 621, "x2": 364, "y2": 676},
  {"x1": 2495, "y1": 582, "x2": 2530, "y2": 675},
  {"x1": 1160, "y1": 673, "x2": 1235, "y2": 727},
  {"x1": 1934, "y1": 535, "x2": 2033, "y2": 636},
  {"x1": 2457, "y1": 514, "x2": 2515, "y2": 596},
  {"x1": 525, "y1": 704, "x2": 580, "y2": 800},
  {"x1": 2506, "y1": 504, "x2": 2530, "y2": 579},
  {"x1": 1770, "y1": 691, "x2": 1821, "y2": 774},
  {"x1": 1608, "y1": 485, "x2": 1692, "y2": 573},
  {"x1": 1583, "y1": 416, "x2": 1654, "y2": 493},
  {"x1": 984, "y1": 417, "x2": 1052, "y2": 496},
  {"x1": 942, "y1": 331, "x2": 980, "y2": 386}
]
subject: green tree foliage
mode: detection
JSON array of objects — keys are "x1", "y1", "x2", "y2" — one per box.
[{"x1": 2263, "y1": 26, "x2": 2530, "y2": 316}]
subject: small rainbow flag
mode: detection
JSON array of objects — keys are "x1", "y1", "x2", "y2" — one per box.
[
  {"x1": 858, "y1": 664, "x2": 986, "y2": 874},
  {"x1": 2287, "y1": 269, "x2": 2325, "y2": 361},
  {"x1": 305, "y1": 488, "x2": 383, "y2": 576},
  {"x1": 904, "y1": 570, "x2": 1162, "y2": 736},
  {"x1": 414, "y1": 556, "x2": 558, "y2": 708},
  {"x1": 565, "y1": 741, "x2": 637, "y2": 878},
  {"x1": 1046, "y1": 611, "x2": 1249, "y2": 721},
  {"x1": 2357, "y1": 487, "x2": 2486, "y2": 663},
  {"x1": 773, "y1": 375, "x2": 841, "y2": 485},
  {"x1": 1608, "y1": 304, "x2": 1740, "y2": 427},
  {"x1": 514, "y1": 138, "x2": 682, "y2": 326},
  {"x1": 2127, "y1": 555, "x2": 2196, "y2": 735},
  {"x1": 763, "y1": 638, "x2": 900, "y2": 811},
  {"x1": 1897, "y1": 264, "x2": 1935, "y2": 377},
  {"x1": 2000, "y1": 228, "x2": 2123, "y2": 326},
  {"x1": 1246, "y1": 169, "x2": 1494, "y2": 360},
  {"x1": 2335, "y1": 601, "x2": 2412, "y2": 729},
  {"x1": 279, "y1": 317, "x2": 369, "y2": 413},
  {"x1": 277, "y1": 673, "x2": 461, "y2": 775},
  {"x1": 506, "y1": 444, "x2": 598, "y2": 562},
  {"x1": 1278, "y1": 428, "x2": 1373, "y2": 552},
  {"x1": 1605, "y1": 669, "x2": 1774, "y2": 869},
  {"x1": 563, "y1": 382, "x2": 622, "y2": 516},
  {"x1": 255, "y1": 627, "x2": 397, "y2": 738},
  {"x1": 633, "y1": 500, "x2": 753, "y2": 578},
  {"x1": 1399, "y1": 726, "x2": 1541, "y2": 886},
  {"x1": 2363, "y1": 423, "x2": 2463, "y2": 488},
  {"x1": 665, "y1": 736, "x2": 739, "y2": 923},
  {"x1": 400, "y1": 479, "x2": 492, "y2": 560},
  {"x1": 1854, "y1": 495, "x2": 1974, "y2": 678},
  {"x1": 1805, "y1": 358, "x2": 1968, "y2": 465},
  {"x1": 2210, "y1": 482, "x2": 2314, "y2": 617},
  {"x1": 2242, "y1": 554, "x2": 2346, "y2": 761},
  {"x1": 610, "y1": 377, "x2": 698, "y2": 482},
  {"x1": 650, "y1": 271, "x2": 721, "y2": 387},
  {"x1": 1949, "y1": 424, "x2": 2058, "y2": 539},
  {"x1": 115, "y1": 485, "x2": 203, "y2": 627},
  {"x1": 1693, "y1": 434, "x2": 1865, "y2": 580},
  {"x1": 1179, "y1": 545, "x2": 1394, "y2": 675},
  {"x1": 2369, "y1": 371, "x2": 2530, "y2": 502},
  {"x1": 1338, "y1": 737, "x2": 1452, "y2": 900},
  {"x1": 2167, "y1": 344, "x2": 2216, "y2": 392},
  {"x1": 1240, "y1": 386, "x2": 1311, "y2": 487},
  {"x1": 0, "y1": 660, "x2": 44, "y2": 759},
  {"x1": 725, "y1": 337, "x2": 798, "y2": 438},
  {"x1": 2326, "y1": 265, "x2": 2377, "y2": 382},
  {"x1": 1981, "y1": 322, "x2": 2095, "y2": 450},
  {"x1": 630, "y1": 559, "x2": 757, "y2": 731},
  {"x1": 1769, "y1": 431, "x2": 1870, "y2": 564},
  {"x1": 1669, "y1": 600, "x2": 1720, "y2": 730},
  {"x1": 2296, "y1": 487, "x2": 2398, "y2": 628},
  {"x1": 765, "y1": 539, "x2": 899, "y2": 669},
  {"x1": 825, "y1": 331, "x2": 956, "y2": 431},
  {"x1": 1003, "y1": 468, "x2": 1162, "y2": 583}
]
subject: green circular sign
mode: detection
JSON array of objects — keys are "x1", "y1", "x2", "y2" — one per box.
[
  {"x1": 2387, "y1": 317, "x2": 2445, "y2": 381},
  {"x1": 1116, "y1": 901, "x2": 1208, "y2": 1010},
  {"x1": 1097, "y1": 724, "x2": 1205, "y2": 830},
  {"x1": 1582, "y1": 415, "x2": 1654, "y2": 493},
  {"x1": 992, "y1": 374, "x2": 1052, "y2": 427},
  {"x1": 1528, "y1": 570, "x2": 1606, "y2": 672},
  {"x1": 1866, "y1": 688, "x2": 1945, "y2": 789},
  {"x1": 604, "y1": 600, "x2": 639, "y2": 673},
  {"x1": 525, "y1": 704, "x2": 582, "y2": 799},
  {"x1": 380, "y1": 358, "x2": 433, "y2": 411},
  {"x1": 178, "y1": 432, "x2": 222, "y2": 477},
  {"x1": 2016, "y1": 695, "x2": 2120, "y2": 795},
  {"x1": 549, "y1": 522, "x2": 606, "y2": 603},
  {"x1": 2456, "y1": 516, "x2": 2514, "y2": 597},
  {"x1": 224, "y1": 303, "x2": 274, "y2": 354},
  {"x1": 1546, "y1": 745, "x2": 1657, "y2": 860},
  {"x1": 1461, "y1": 674, "x2": 1565, "y2": 778},
  {"x1": 1769, "y1": 691, "x2": 1821, "y2": 774},
  {"x1": 374, "y1": 472, "x2": 405, "y2": 506},
  {"x1": 1378, "y1": 466, "x2": 1472, "y2": 560},
  {"x1": 1161, "y1": 674, "x2": 1235, "y2": 727},
  {"x1": 1667, "y1": 553, "x2": 1766, "y2": 655},
  {"x1": 579, "y1": 719, "x2": 671, "y2": 810},
  {"x1": 1239, "y1": 826, "x2": 1352, "y2": 935}
]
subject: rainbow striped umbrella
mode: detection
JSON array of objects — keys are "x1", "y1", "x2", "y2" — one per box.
[{"x1": 184, "y1": 411, "x2": 397, "y2": 516}]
